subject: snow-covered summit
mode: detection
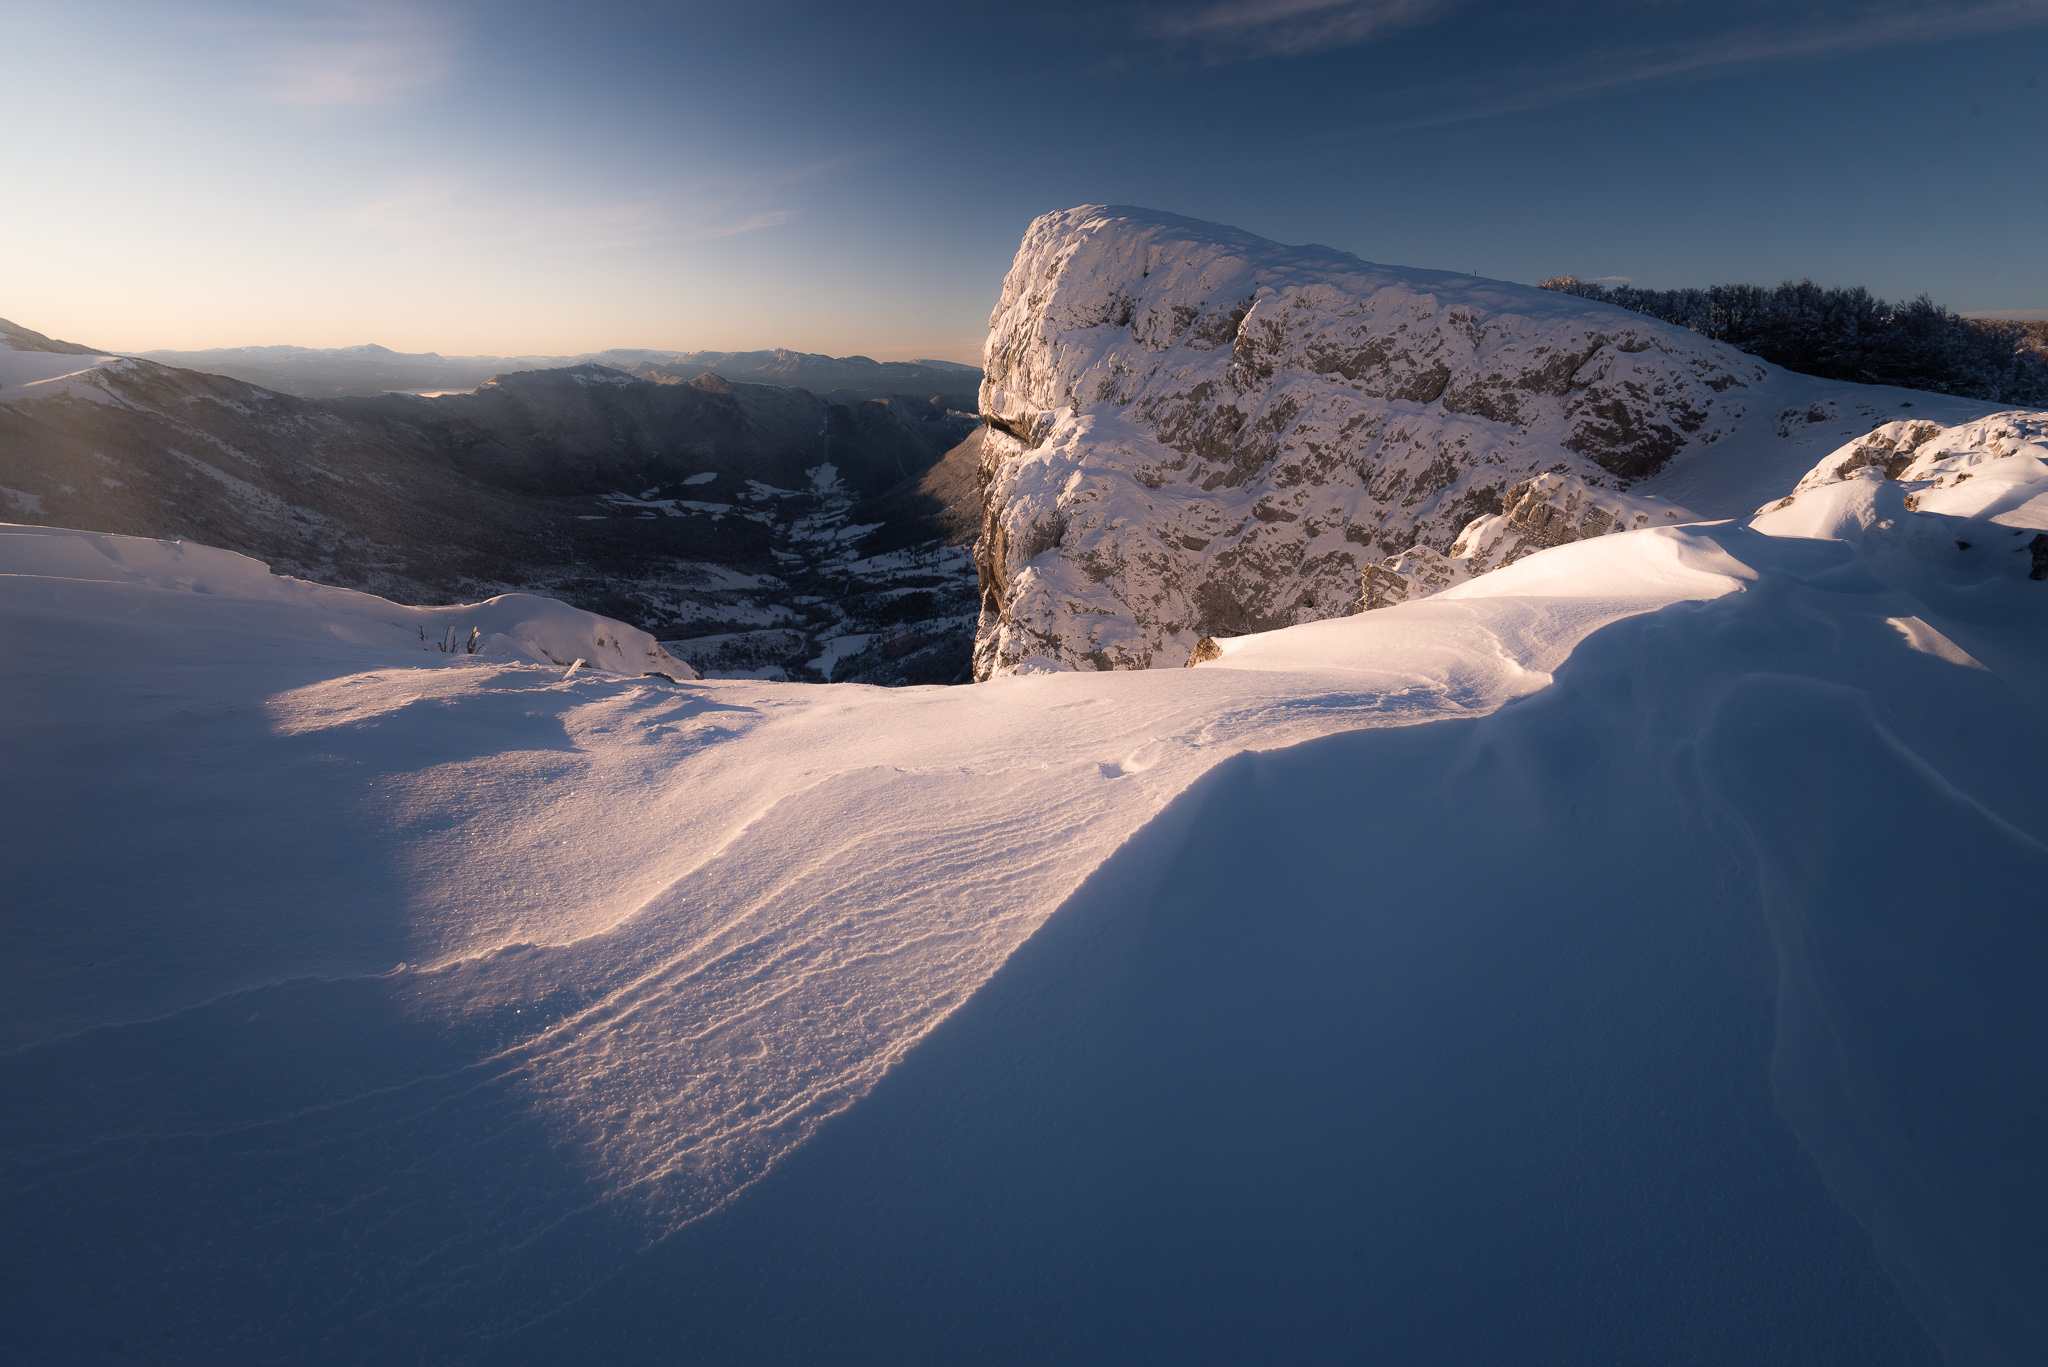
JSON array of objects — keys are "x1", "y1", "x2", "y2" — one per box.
[{"x1": 969, "y1": 206, "x2": 2005, "y2": 678}]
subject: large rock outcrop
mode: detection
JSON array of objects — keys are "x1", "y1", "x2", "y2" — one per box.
[{"x1": 970, "y1": 206, "x2": 1767, "y2": 677}]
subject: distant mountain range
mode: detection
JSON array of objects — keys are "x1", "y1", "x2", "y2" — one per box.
[
  {"x1": 0, "y1": 318, "x2": 986, "y2": 684},
  {"x1": 130, "y1": 342, "x2": 984, "y2": 402}
]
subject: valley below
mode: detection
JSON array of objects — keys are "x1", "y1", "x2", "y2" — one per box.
[{"x1": 0, "y1": 322, "x2": 986, "y2": 685}]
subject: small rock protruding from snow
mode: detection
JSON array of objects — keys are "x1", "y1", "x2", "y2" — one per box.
[{"x1": 1358, "y1": 543, "x2": 1473, "y2": 611}]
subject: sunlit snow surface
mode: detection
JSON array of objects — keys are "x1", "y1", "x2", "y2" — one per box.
[{"x1": 4, "y1": 464, "x2": 2046, "y2": 1361}]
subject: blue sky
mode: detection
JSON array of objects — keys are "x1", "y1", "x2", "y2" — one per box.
[{"x1": 6, "y1": 0, "x2": 2045, "y2": 359}]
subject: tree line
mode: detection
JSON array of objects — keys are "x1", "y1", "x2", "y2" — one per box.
[{"x1": 1538, "y1": 275, "x2": 2048, "y2": 405}]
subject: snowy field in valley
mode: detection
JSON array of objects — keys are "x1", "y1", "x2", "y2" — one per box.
[{"x1": 4, "y1": 414, "x2": 2047, "y2": 1363}]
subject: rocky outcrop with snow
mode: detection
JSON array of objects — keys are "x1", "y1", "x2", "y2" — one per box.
[
  {"x1": 1756, "y1": 411, "x2": 2048, "y2": 585},
  {"x1": 1774, "y1": 411, "x2": 2048, "y2": 508},
  {"x1": 1361, "y1": 409, "x2": 2048, "y2": 611},
  {"x1": 971, "y1": 206, "x2": 1770, "y2": 676}
]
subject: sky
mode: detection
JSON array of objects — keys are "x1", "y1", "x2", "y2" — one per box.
[{"x1": 4, "y1": 0, "x2": 2045, "y2": 361}]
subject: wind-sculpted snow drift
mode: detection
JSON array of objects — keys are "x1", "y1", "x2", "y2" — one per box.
[
  {"x1": 6, "y1": 407, "x2": 2047, "y2": 1363},
  {"x1": 8, "y1": 234, "x2": 2048, "y2": 1357},
  {"x1": 970, "y1": 206, "x2": 2003, "y2": 676}
]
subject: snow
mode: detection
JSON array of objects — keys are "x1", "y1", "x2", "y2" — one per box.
[
  {"x1": 6, "y1": 351, "x2": 2048, "y2": 1361},
  {"x1": 0, "y1": 346, "x2": 127, "y2": 400},
  {"x1": 0, "y1": 525, "x2": 695, "y2": 683},
  {"x1": 805, "y1": 631, "x2": 878, "y2": 678},
  {"x1": 1633, "y1": 377, "x2": 2000, "y2": 517},
  {"x1": 600, "y1": 493, "x2": 740, "y2": 519},
  {"x1": 1360, "y1": 471, "x2": 1706, "y2": 608},
  {"x1": 7, "y1": 459, "x2": 2045, "y2": 1359}
]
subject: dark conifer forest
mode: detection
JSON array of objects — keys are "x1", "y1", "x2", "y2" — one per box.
[{"x1": 1540, "y1": 275, "x2": 2048, "y2": 404}]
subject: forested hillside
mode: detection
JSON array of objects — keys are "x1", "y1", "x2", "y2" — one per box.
[{"x1": 1539, "y1": 276, "x2": 2048, "y2": 404}]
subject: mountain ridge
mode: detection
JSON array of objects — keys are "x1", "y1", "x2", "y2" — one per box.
[{"x1": 127, "y1": 340, "x2": 983, "y2": 400}]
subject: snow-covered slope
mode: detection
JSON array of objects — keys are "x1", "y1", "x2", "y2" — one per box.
[
  {"x1": 0, "y1": 317, "x2": 128, "y2": 403},
  {"x1": 970, "y1": 206, "x2": 2002, "y2": 676},
  {"x1": 5, "y1": 428, "x2": 2046, "y2": 1362},
  {"x1": 0, "y1": 349, "x2": 127, "y2": 401},
  {"x1": 0, "y1": 525, "x2": 695, "y2": 678}
]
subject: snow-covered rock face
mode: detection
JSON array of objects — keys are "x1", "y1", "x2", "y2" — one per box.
[{"x1": 972, "y1": 206, "x2": 1763, "y2": 677}]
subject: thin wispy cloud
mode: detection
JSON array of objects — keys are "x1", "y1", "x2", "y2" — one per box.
[
  {"x1": 1148, "y1": 0, "x2": 1465, "y2": 60},
  {"x1": 346, "y1": 180, "x2": 684, "y2": 250},
  {"x1": 209, "y1": 2, "x2": 457, "y2": 106},
  {"x1": 1333, "y1": 0, "x2": 2048, "y2": 133},
  {"x1": 705, "y1": 210, "x2": 797, "y2": 238},
  {"x1": 341, "y1": 154, "x2": 863, "y2": 254}
]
